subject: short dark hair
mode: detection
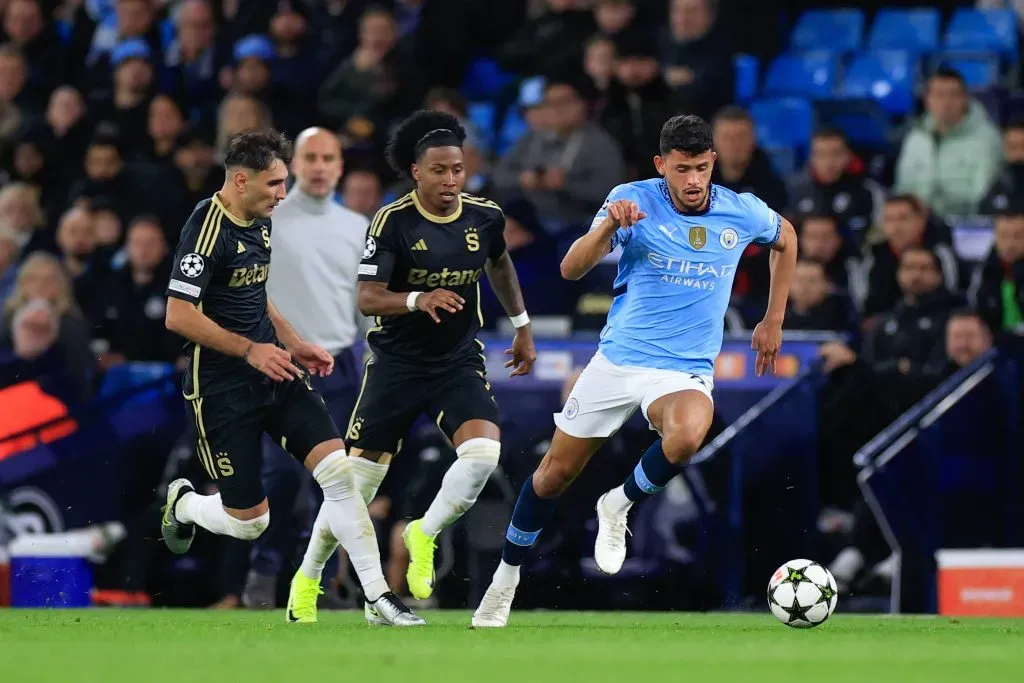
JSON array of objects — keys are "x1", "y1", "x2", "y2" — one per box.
[
  {"x1": 887, "y1": 193, "x2": 926, "y2": 216},
  {"x1": 88, "y1": 131, "x2": 123, "y2": 157},
  {"x1": 900, "y1": 245, "x2": 940, "y2": 270},
  {"x1": 800, "y1": 213, "x2": 839, "y2": 230},
  {"x1": 1006, "y1": 116, "x2": 1024, "y2": 134},
  {"x1": 712, "y1": 106, "x2": 753, "y2": 127},
  {"x1": 385, "y1": 109, "x2": 466, "y2": 178},
  {"x1": 223, "y1": 129, "x2": 292, "y2": 171},
  {"x1": 949, "y1": 308, "x2": 986, "y2": 325},
  {"x1": 812, "y1": 126, "x2": 848, "y2": 144},
  {"x1": 931, "y1": 64, "x2": 967, "y2": 89},
  {"x1": 659, "y1": 114, "x2": 713, "y2": 156}
]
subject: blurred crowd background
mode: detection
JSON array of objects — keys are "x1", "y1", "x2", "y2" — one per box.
[{"x1": 1, "y1": 0, "x2": 1023, "y2": 612}]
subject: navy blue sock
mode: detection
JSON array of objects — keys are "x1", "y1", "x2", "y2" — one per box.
[
  {"x1": 501, "y1": 477, "x2": 557, "y2": 566},
  {"x1": 621, "y1": 439, "x2": 680, "y2": 502}
]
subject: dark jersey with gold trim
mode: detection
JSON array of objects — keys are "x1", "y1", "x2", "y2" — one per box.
[
  {"x1": 358, "y1": 192, "x2": 506, "y2": 363},
  {"x1": 165, "y1": 195, "x2": 277, "y2": 397}
]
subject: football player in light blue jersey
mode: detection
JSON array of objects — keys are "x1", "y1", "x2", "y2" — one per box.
[{"x1": 473, "y1": 115, "x2": 798, "y2": 627}]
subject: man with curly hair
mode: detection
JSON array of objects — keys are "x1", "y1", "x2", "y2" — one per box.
[{"x1": 287, "y1": 110, "x2": 536, "y2": 622}]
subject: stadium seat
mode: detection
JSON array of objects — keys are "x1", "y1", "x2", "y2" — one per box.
[
  {"x1": 943, "y1": 8, "x2": 1019, "y2": 60},
  {"x1": 734, "y1": 54, "x2": 759, "y2": 103},
  {"x1": 867, "y1": 8, "x2": 940, "y2": 53},
  {"x1": 749, "y1": 97, "x2": 813, "y2": 151},
  {"x1": 98, "y1": 362, "x2": 175, "y2": 399},
  {"x1": 460, "y1": 58, "x2": 515, "y2": 101},
  {"x1": 466, "y1": 101, "x2": 497, "y2": 151},
  {"x1": 815, "y1": 99, "x2": 893, "y2": 150},
  {"x1": 841, "y1": 50, "x2": 915, "y2": 116},
  {"x1": 790, "y1": 9, "x2": 865, "y2": 53},
  {"x1": 941, "y1": 55, "x2": 1000, "y2": 90},
  {"x1": 496, "y1": 109, "x2": 528, "y2": 156},
  {"x1": 763, "y1": 52, "x2": 837, "y2": 99}
]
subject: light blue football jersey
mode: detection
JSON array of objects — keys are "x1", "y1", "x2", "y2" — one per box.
[{"x1": 593, "y1": 179, "x2": 781, "y2": 375}]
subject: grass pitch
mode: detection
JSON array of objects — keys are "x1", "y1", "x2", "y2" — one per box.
[{"x1": 0, "y1": 610, "x2": 1021, "y2": 683}]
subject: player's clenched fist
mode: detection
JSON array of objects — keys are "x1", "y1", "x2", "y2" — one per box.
[
  {"x1": 416, "y1": 289, "x2": 465, "y2": 323},
  {"x1": 245, "y1": 342, "x2": 303, "y2": 381},
  {"x1": 605, "y1": 199, "x2": 647, "y2": 228}
]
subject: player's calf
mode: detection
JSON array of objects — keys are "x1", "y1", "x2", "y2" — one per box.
[{"x1": 168, "y1": 482, "x2": 271, "y2": 546}]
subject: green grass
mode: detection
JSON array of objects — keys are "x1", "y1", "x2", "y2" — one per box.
[{"x1": 0, "y1": 610, "x2": 1021, "y2": 683}]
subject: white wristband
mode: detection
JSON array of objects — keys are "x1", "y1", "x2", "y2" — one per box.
[
  {"x1": 406, "y1": 291, "x2": 423, "y2": 312},
  {"x1": 510, "y1": 311, "x2": 530, "y2": 328}
]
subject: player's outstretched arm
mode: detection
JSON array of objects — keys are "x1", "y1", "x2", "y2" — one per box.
[
  {"x1": 560, "y1": 199, "x2": 645, "y2": 281},
  {"x1": 751, "y1": 217, "x2": 798, "y2": 376},
  {"x1": 485, "y1": 250, "x2": 537, "y2": 376},
  {"x1": 358, "y1": 281, "x2": 464, "y2": 324}
]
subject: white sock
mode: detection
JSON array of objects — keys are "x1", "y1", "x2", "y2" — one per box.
[
  {"x1": 420, "y1": 438, "x2": 500, "y2": 538},
  {"x1": 175, "y1": 491, "x2": 269, "y2": 540},
  {"x1": 602, "y1": 486, "x2": 634, "y2": 515},
  {"x1": 351, "y1": 457, "x2": 389, "y2": 505},
  {"x1": 313, "y1": 451, "x2": 389, "y2": 602},
  {"x1": 493, "y1": 560, "x2": 520, "y2": 586},
  {"x1": 175, "y1": 492, "x2": 235, "y2": 535},
  {"x1": 298, "y1": 508, "x2": 336, "y2": 581},
  {"x1": 297, "y1": 457, "x2": 388, "y2": 582}
]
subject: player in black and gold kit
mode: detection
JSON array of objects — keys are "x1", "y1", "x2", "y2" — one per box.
[
  {"x1": 292, "y1": 110, "x2": 537, "y2": 605},
  {"x1": 162, "y1": 130, "x2": 423, "y2": 626}
]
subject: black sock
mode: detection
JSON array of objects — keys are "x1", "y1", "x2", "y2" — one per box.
[
  {"x1": 621, "y1": 439, "x2": 680, "y2": 502},
  {"x1": 501, "y1": 477, "x2": 557, "y2": 566}
]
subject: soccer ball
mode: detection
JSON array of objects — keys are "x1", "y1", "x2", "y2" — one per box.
[{"x1": 767, "y1": 559, "x2": 838, "y2": 628}]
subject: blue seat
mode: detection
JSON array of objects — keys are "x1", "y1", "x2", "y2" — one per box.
[
  {"x1": 815, "y1": 100, "x2": 893, "y2": 150},
  {"x1": 734, "y1": 54, "x2": 759, "y2": 103},
  {"x1": 460, "y1": 58, "x2": 515, "y2": 101},
  {"x1": 791, "y1": 9, "x2": 864, "y2": 53},
  {"x1": 944, "y1": 9, "x2": 1018, "y2": 60},
  {"x1": 98, "y1": 362, "x2": 174, "y2": 399},
  {"x1": 942, "y1": 55, "x2": 1000, "y2": 90},
  {"x1": 841, "y1": 50, "x2": 915, "y2": 115},
  {"x1": 466, "y1": 101, "x2": 497, "y2": 151},
  {"x1": 496, "y1": 109, "x2": 528, "y2": 156},
  {"x1": 867, "y1": 8, "x2": 940, "y2": 53},
  {"x1": 763, "y1": 52, "x2": 837, "y2": 99},
  {"x1": 749, "y1": 97, "x2": 814, "y2": 151}
]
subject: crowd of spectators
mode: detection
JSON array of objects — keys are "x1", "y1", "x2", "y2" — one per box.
[{"x1": 0, "y1": 0, "x2": 1022, "y2": 606}]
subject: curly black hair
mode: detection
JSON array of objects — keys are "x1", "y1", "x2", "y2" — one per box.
[
  {"x1": 659, "y1": 114, "x2": 713, "y2": 156},
  {"x1": 385, "y1": 110, "x2": 467, "y2": 179},
  {"x1": 224, "y1": 129, "x2": 292, "y2": 171}
]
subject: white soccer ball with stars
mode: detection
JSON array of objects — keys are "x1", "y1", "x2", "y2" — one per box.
[
  {"x1": 179, "y1": 253, "x2": 205, "y2": 278},
  {"x1": 767, "y1": 558, "x2": 838, "y2": 628}
]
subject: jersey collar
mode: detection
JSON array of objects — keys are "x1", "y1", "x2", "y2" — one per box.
[
  {"x1": 410, "y1": 190, "x2": 463, "y2": 224},
  {"x1": 659, "y1": 179, "x2": 717, "y2": 217},
  {"x1": 213, "y1": 192, "x2": 256, "y2": 227}
]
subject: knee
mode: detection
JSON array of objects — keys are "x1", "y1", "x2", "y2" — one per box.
[
  {"x1": 533, "y1": 457, "x2": 575, "y2": 498},
  {"x1": 227, "y1": 510, "x2": 270, "y2": 540},
  {"x1": 456, "y1": 438, "x2": 501, "y2": 476},
  {"x1": 312, "y1": 449, "x2": 353, "y2": 501},
  {"x1": 661, "y1": 427, "x2": 704, "y2": 465}
]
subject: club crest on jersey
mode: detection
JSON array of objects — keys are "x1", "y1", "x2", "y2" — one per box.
[
  {"x1": 720, "y1": 228, "x2": 739, "y2": 249},
  {"x1": 689, "y1": 226, "x2": 707, "y2": 250},
  {"x1": 364, "y1": 236, "x2": 377, "y2": 259}
]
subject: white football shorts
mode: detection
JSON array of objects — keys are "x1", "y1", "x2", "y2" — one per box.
[{"x1": 553, "y1": 351, "x2": 714, "y2": 439}]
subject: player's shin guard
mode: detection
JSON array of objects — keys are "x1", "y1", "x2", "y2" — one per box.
[
  {"x1": 298, "y1": 508, "x2": 336, "y2": 581},
  {"x1": 350, "y1": 456, "x2": 389, "y2": 505},
  {"x1": 606, "y1": 439, "x2": 679, "y2": 514},
  {"x1": 312, "y1": 450, "x2": 389, "y2": 602},
  {"x1": 501, "y1": 476, "x2": 557, "y2": 566},
  {"x1": 420, "y1": 438, "x2": 501, "y2": 537},
  {"x1": 175, "y1": 491, "x2": 270, "y2": 540}
]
